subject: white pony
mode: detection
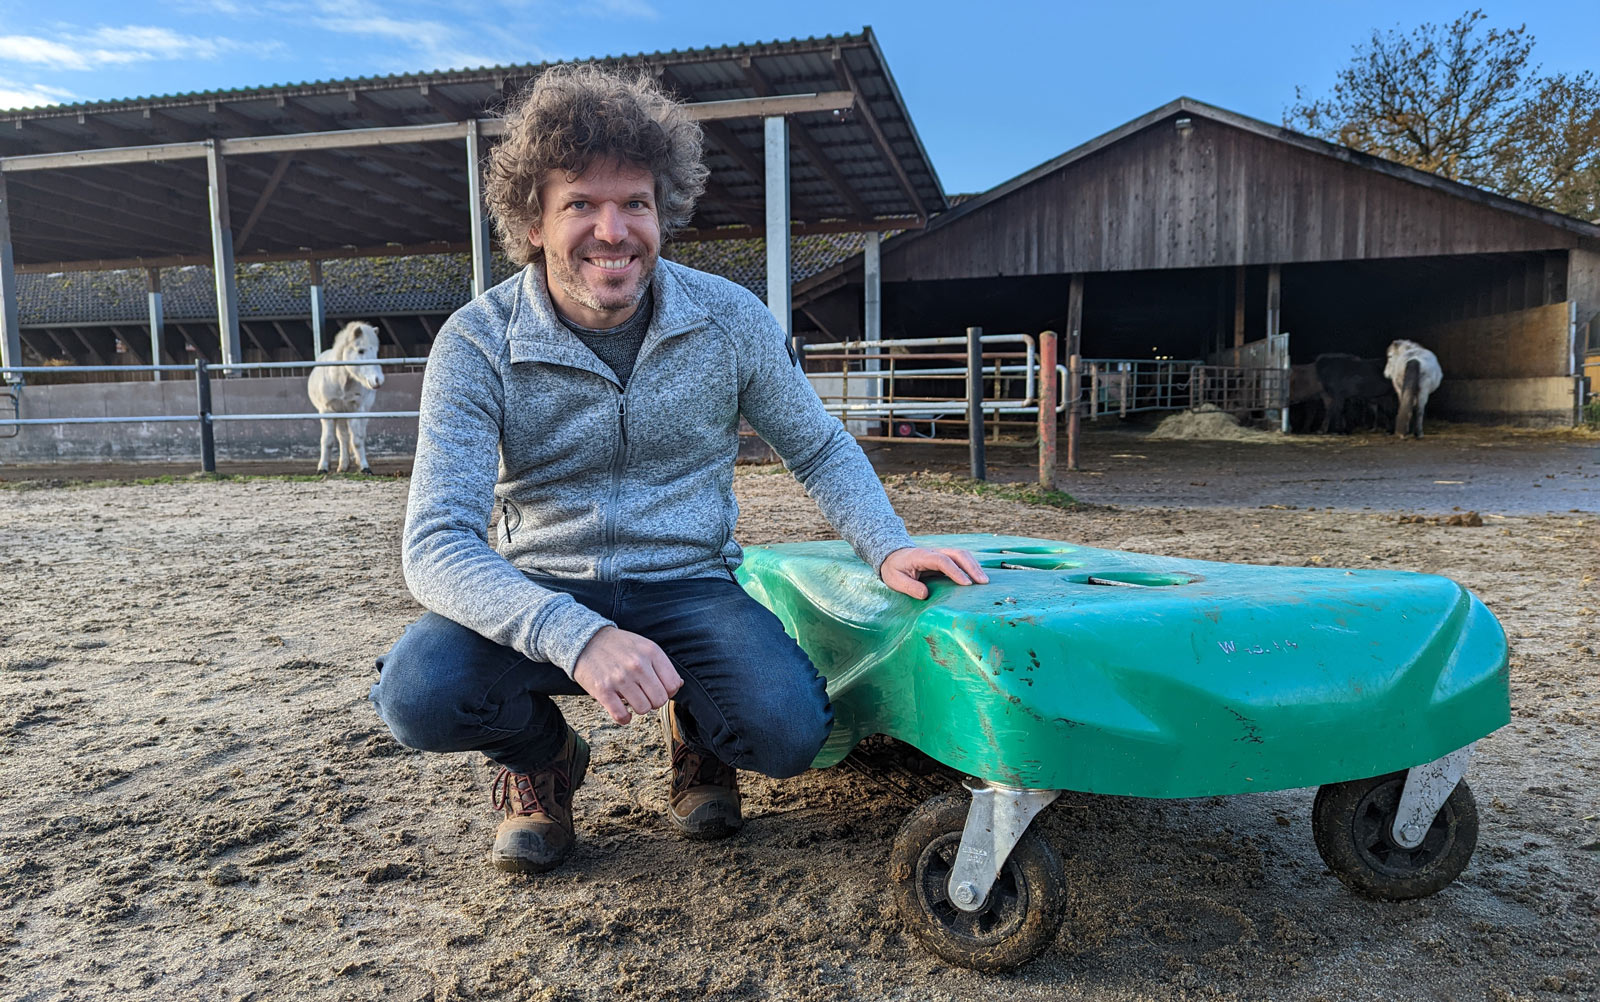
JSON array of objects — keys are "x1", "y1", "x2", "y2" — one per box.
[
  {"x1": 1383, "y1": 339, "x2": 1443, "y2": 439},
  {"x1": 307, "y1": 321, "x2": 385, "y2": 473}
]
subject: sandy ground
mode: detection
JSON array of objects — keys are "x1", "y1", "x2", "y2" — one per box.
[{"x1": 1, "y1": 458, "x2": 1597, "y2": 1001}]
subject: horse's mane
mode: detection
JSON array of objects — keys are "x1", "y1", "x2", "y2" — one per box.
[{"x1": 332, "y1": 322, "x2": 374, "y2": 355}]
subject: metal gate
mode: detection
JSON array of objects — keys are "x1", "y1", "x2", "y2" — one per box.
[{"x1": 1194, "y1": 332, "x2": 1291, "y2": 415}]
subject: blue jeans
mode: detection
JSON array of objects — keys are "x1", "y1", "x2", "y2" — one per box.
[{"x1": 371, "y1": 576, "x2": 832, "y2": 777}]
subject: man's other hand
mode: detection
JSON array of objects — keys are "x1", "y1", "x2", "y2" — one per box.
[
  {"x1": 879, "y1": 547, "x2": 990, "y2": 600},
  {"x1": 573, "y1": 627, "x2": 683, "y2": 725}
]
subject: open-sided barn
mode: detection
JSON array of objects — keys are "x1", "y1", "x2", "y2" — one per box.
[{"x1": 797, "y1": 98, "x2": 1600, "y2": 426}]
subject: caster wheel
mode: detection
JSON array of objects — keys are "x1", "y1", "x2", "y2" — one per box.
[
  {"x1": 1312, "y1": 771, "x2": 1479, "y2": 900},
  {"x1": 889, "y1": 791, "x2": 1066, "y2": 971}
]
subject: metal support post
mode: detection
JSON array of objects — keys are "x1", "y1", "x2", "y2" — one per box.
[
  {"x1": 1038, "y1": 329, "x2": 1058, "y2": 489},
  {"x1": 863, "y1": 230, "x2": 882, "y2": 422},
  {"x1": 466, "y1": 119, "x2": 492, "y2": 298},
  {"x1": 195, "y1": 358, "x2": 215, "y2": 473},
  {"x1": 764, "y1": 116, "x2": 791, "y2": 341},
  {"x1": 0, "y1": 172, "x2": 21, "y2": 384},
  {"x1": 205, "y1": 140, "x2": 242, "y2": 370},
  {"x1": 146, "y1": 268, "x2": 163, "y2": 383},
  {"x1": 308, "y1": 258, "x2": 326, "y2": 357},
  {"x1": 967, "y1": 326, "x2": 985, "y2": 480}
]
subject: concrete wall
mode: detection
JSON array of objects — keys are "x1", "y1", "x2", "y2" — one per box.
[
  {"x1": 0, "y1": 374, "x2": 422, "y2": 465},
  {"x1": 1430, "y1": 376, "x2": 1577, "y2": 427},
  {"x1": 1413, "y1": 302, "x2": 1578, "y2": 425}
]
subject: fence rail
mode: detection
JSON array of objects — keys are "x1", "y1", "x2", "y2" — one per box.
[{"x1": 0, "y1": 357, "x2": 424, "y2": 470}]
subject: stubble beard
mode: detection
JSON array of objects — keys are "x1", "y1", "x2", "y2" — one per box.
[{"x1": 546, "y1": 246, "x2": 657, "y2": 318}]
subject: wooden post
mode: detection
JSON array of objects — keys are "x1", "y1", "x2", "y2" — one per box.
[
  {"x1": 1267, "y1": 262, "x2": 1284, "y2": 430},
  {"x1": 1065, "y1": 273, "x2": 1083, "y2": 471},
  {"x1": 1038, "y1": 329, "x2": 1058, "y2": 489},
  {"x1": 1233, "y1": 265, "x2": 1246, "y2": 356},
  {"x1": 1266, "y1": 263, "x2": 1281, "y2": 340},
  {"x1": 967, "y1": 326, "x2": 985, "y2": 480}
]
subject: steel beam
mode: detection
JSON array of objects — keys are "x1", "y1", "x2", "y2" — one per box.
[
  {"x1": 832, "y1": 51, "x2": 925, "y2": 220},
  {"x1": 0, "y1": 172, "x2": 20, "y2": 383},
  {"x1": 309, "y1": 258, "x2": 326, "y2": 357},
  {"x1": 686, "y1": 91, "x2": 852, "y2": 122},
  {"x1": 146, "y1": 268, "x2": 163, "y2": 382},
  {"x1": 863, "y1": 230, "x2": 881, "y2": 414},
  {"x1": 466, "y1": 119, "x2": 491, "y2": 297},
  {"x1": 0, "y1": 94, "x2": 855, "y2": 174},
  {"x1": 674, "y1": 216, "x2": 917, "y2": 242},
  {"x1": 764, "y1": 116, "x2": 791, "y2": 340},
  {"x1": 739, "y1": 59, "x2": 871, "y2": 221},
  {"x1": 236, "y1": 152, "x2": 294, "y2": 251},
  {"x1": 205, "y1": 141, "x2": 242, "y2": 368},
  {"x1": 968, "y1": 326, "x2": 985, "y2": 480}
]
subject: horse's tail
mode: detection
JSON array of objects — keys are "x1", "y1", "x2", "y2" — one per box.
[{"x1": 1395, "y1": 359, "x2": 1421, "y2": 436}]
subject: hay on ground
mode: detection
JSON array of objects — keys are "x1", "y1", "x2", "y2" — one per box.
[{"x1": 1147, "y1": 404, "x2": 1285, "y2": 442}]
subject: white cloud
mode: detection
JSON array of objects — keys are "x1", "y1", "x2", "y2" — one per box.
[
  {"x1": 303, "y1": 1, "x2": 544, "y2": 71},
  {"x1": 0, "y1": 77, "x2": 76, "y2": 110},
  {"x1": 0, "y1": 25, "x2": 262, "y2": 72}
]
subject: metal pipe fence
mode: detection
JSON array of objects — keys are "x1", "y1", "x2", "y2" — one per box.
[
  {"x1": 0, "y1": 357, "x2": 425, "y2": 469},
  {"x1": 802, "y1": 333, "x2": 1063, "y2": 439}
]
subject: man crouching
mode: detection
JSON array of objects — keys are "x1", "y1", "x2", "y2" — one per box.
[{"x1": 371, "y1": 64, "x2": 985, "y2": 872}]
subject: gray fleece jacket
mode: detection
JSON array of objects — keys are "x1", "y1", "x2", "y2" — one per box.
[{"x1": 401, "y1": 258, "x2": 915, "y2": 675}]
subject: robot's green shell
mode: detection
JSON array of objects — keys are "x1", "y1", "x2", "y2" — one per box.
[{"x1": 736, "y1": 534, "x2": 1510, "y2": 797}]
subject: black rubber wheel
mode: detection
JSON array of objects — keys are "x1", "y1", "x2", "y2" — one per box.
[
  {"x1": 889, "y1": 790, "x2": 1066, "y2": 971},
  {"x1": 1312, "y1": 771, "x2": 1479, "y2": 900}
]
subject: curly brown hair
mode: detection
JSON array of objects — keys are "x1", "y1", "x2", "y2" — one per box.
[{"x1": 483, "y1": 64, "x2": 708, "y2": 266}]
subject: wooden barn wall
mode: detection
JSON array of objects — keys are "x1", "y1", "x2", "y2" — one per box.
[
  {"x1": 1568, "y1": 245, "x2": 1600, "y2": 353},
  {"x1": 884, "y1": 117, "x2": 1580, "y2": 282}
]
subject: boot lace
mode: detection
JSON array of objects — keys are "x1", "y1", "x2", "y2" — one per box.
[
  {"x1": 491, "y1": 766, "x2": 562, "y2": 817},
  {"x1": 671, "y1": 743, "x2": 736, "y2": 795}
]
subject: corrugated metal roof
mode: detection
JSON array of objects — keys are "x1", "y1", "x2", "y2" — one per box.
[{"x1": 0, "y1": 29, "x2": 946, "y2": 268}]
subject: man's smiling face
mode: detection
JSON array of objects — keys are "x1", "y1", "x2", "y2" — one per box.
[{"x1": 530, "y1": 158, "x2": 661, "y2": 329}]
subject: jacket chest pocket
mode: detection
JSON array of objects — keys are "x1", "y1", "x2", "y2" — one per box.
[
  {"x1": 626, "y1": 345, "x2": 739, "y2": 457},
  {"x1": 500, "y1": 369, "x2": 620, "y2": 480}
]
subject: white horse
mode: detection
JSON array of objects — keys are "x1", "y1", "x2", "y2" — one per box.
[
  {"x1": 1383, "y1": 339, "x2": 1442, "y2": 439},
  {"x1": 308, "y1": 321, "x2": 385, "y2": 473}
]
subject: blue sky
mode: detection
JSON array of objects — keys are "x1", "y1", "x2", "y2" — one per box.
[{"x1": 0, "y1": 1, "x2": 1596, "y2": 193}]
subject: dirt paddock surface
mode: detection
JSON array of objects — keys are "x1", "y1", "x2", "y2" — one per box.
[{"x1": 2, "y1": 435, "x2": 1598, "y2": 1001}]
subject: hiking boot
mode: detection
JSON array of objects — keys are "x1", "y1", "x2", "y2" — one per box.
[
  {"x1": 489, "y1": 727, "x2": 590, "y2": 873},
  {"x1": 661, "y1": 701, "x2": 743, "y2": 840}
]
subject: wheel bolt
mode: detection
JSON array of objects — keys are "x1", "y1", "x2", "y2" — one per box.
[
  {"x1": 953, "y1": 881, "x2": 978, "y2": 906},
  {"x1": 1400, "y1": 823, "x2": 1424, "y2": 844}
]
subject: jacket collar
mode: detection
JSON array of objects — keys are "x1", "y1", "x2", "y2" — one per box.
[{"x1": 507, "y1": 259, "x2": 712, "y2": 371}]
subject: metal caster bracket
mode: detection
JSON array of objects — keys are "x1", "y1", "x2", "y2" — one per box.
[
  {"x1": 1392, "y1": 743, "x2": 1474, "y2": 849},
  {"x1": 947, "y1": 781, "x2": 1061, "y2": 913}
]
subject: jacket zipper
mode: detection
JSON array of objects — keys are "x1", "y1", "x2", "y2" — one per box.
[
  {"x1": 600, "y1": 393, "x2": 627, "y2": 580},
  {"x1": 595, "y1": 317, "x2": 704, "y2": 581}
]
